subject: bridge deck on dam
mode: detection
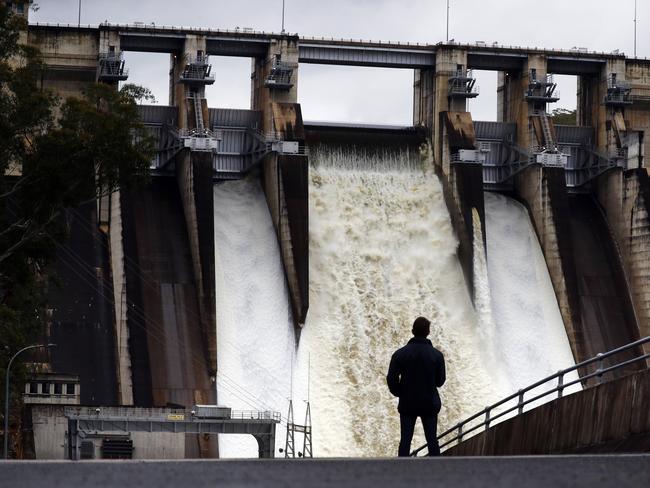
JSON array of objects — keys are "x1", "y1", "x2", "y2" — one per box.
[
  {"x1": 3, "y1": 455, "x2": 649, "y2": 488},
  {"x1": 29, "y1": 23, "x2": 636, "y2": 73}
]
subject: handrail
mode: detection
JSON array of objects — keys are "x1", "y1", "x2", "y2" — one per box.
[
  {"x1": 27, "y1": 23, "x2": 650, "y2": 60},
  {"x1": 411, "y1": 336, "x2": 650, "y2": 456}
]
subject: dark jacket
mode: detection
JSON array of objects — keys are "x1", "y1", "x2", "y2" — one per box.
[{"x1": 386, "y1": 337, "x2": 446, "y2": 416}]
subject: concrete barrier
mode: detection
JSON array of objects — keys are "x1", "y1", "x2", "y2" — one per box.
[{"x1": 445, "y1": 368, "x2": 650, "y2": 456}]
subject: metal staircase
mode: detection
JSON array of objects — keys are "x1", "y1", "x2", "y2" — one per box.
[
  {"x1": 539, "y1": 112, "x2": 555, "y2": 150},
  {"x1": 192, "y1": 93, "x2": 205, "y2": 133}
]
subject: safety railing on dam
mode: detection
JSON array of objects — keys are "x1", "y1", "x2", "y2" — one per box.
[
  {"x1": 65, "y1": 406, "x2": 281, "y2": 423},
  {"x1": 411, "y1": 336, "x2": 650, "y2": 456}
]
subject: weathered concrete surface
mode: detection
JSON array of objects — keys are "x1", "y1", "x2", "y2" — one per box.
[
  {"x1": 596, "y1": 168, "x2": 650, "y2": 356},
  {"x1": 48, "y1": 203, "x2": 118, "y2": 406},
  {"x1": 251, "y1": 37, "x2": 299, "y2": 132},
  {"x1": 446, "y1": 368, "x2": 650, "y2": 456},
  {"x1": 514, "y1": 165, "x2": 641, "y2": 366},
  {"x1": 175, "y1": 152, "x2": 217, "y2": 372},
  {"x1": 566, "y1": 194, "x2": 641, "y2": 368},
  {"x1": 436, "y1": 112, "x2": 485, "y2": 300},
  {"x1": 444, "y1": 163, "x2": 485, "y2": 301},
  {"x1": 120, "y1": 178, "x2": 217, "y2": 458},
  {"x1": 108, "y1": 190, "x2": 134, "y2": 406},
  {"x1": 2, "y1": 455, "x2": 649, "y2": 488},
  {"x1": 262, "y1": 103, "x2": 309, "y2": 326}
]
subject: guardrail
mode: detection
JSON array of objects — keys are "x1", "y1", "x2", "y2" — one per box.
[
  {"x1": 411, "y1": 336, "x2": 650, "y2": 456},
  {"x1": 65, "y1": 406, "x2": 281, "y2": 423},
  {"x1": 229, "y1": 410, "x2": 282, "y2": 422},
  {"x1": 27, "y1": 23, "x2": 650, "y2": 60}
]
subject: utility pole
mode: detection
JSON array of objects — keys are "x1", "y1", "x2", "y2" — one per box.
[
  {"x1": 4, "y1": 343, "x2": 56, "y2": 459},
  {"x1": 634, "y1": 0, "x2": 638, "y2": 57},
  {"x1": 446, "y1": 0, "x2": 450, "y2": 43}
]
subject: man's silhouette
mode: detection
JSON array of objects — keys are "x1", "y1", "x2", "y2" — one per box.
[{"x1": 386, "y1": 316, "x2": 446, "y2": 456}]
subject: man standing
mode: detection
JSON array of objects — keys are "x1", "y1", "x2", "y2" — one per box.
[{"x1": 386, "y1": 316, "x2": 446, "y2": 457}]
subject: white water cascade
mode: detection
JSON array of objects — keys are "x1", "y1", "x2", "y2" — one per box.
[
  {"x1": 212, "y1": 149, "x2": 579, "y2": 459},
  {"x1": 291, "y1": 147, "x2": 507, "y2": 457},
  {"x1": 482, "y1": 192, "x2": 578, "y2": 395},
  {"x1": 213, "y1": 177, "x2": 296, "y2": 458}
]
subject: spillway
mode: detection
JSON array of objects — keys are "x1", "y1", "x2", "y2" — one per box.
[
  {"x1": 213, "y1": 149, "x2": 584, "y2": 459},
  {"x1": 213, "y1": 177, "x2": 296, "y2": 458},
  {"x1": 483, "y1": 193, "x2": 578, "y2": 394},
  {"x1": 292, "y1": 146, "x2": 505, "y2": 457}
]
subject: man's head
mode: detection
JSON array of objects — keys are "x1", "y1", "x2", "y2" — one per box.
[{"x1": 412, "y1": 316, "x2": 431, "y2": 338}]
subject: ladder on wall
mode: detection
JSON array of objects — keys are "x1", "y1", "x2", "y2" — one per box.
[
  {"x1": 539, "y1": 112, "x2": 555, "y2": 150},
  {"x1": 193, "y1": 93, "x2": 205, "y2": 133}
]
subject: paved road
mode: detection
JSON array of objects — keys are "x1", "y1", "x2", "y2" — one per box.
[{"x1": 1, "y1": 455, "x2": 649, "y2": 488}]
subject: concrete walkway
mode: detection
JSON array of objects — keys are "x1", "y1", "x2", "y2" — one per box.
[{"x1": 1, "y1": 455, "x2": 649, "y2": 488}]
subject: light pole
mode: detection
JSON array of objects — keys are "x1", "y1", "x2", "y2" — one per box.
[
  {"x1": 634, "y1": 0, "x2": 638, "y2": 58},
  {"x1": 3, "y1": 343, "x2": 56, "y2": 459},
  {"x1": 446, "y1": 0, "x2": 450, "y2": 43}
]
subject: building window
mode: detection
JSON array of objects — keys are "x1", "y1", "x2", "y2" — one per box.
[
  {"x1": 41, "y1": 383, "x2": 51, "y2": 395},
  {"x1": 29, "y1": 382, "x2": 38, "y2": 394},
  {"x1": 54, "y1": 383, "x2": 63, "y2": 395},
  {"x1": 66, "y1": 383, "x2": 76, "y2": 395},
  {"x1": 16, "y1": 3, "x2": 24, "y2": 14}
]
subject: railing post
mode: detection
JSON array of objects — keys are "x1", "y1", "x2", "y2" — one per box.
[
  {"x1": 457, "y1": 424, "x2": 463, "y2": 443},
  {"x1": 557, "y1": 371, "x2": 564, "y2": 399},
  {"x1": 517, "y1": 390, "x2": 524, "y2": 415},
  {"x1": 596, "y1": 353, "x2": 604, "y2": 384},
  {"x1": 484, "y1": 408, "x2": 491, "y2": 432}
]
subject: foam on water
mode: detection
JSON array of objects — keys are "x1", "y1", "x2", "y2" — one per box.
[
  {"x1": 483, "y1": 192, "x2": 579, "y2": 399},
  {"x1": 213, "y1": 176, "x2": 296, "y2": 458},
  {"x1": 212, "y1": 149, "x2": 578, "y2": 459},
  {"x1": 291, "y1": 147, "x2": 506, "y2": 457}
]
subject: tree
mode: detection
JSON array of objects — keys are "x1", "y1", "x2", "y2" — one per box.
[
  {"x1": 550, "y1": 108, "x2": 577, "y2": 126},
  {"x1": 0, "y1": 5, "x2": 155, "y2": 454}
]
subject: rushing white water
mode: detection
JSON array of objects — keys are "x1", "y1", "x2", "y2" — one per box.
[
  {"x1": 213, "y1": 177, "x2": 296, "y2": 458},
  {"x1": 290, "y1": 147, "x2": 506, "y2": 458},
  {"x1": 483, "y1": 192, "x2": 578, "y2": 397},
  {"x1": 212, "y1": 150, "x2": 579, "y2": 459}
]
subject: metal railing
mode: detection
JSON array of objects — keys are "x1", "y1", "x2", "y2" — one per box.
[
  {"x1": 29, "y1": 23, "x2": 650, "y2": 61},
  {"x1": 411, "y1": 336, "x2": 650, "y2": 456},
  {"x1": 229, "y1": 410, "x2": 282, "y2": 422},
  {"x1": 65, "y1": 406, "x2": 281, "y2": 423},
  {"x1": 609, "y1": 147, "x2": 628, "y2": 159}
]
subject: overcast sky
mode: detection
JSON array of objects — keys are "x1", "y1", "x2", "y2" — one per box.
[{"x1": 31, "y1": 0, "x2": 647, "y2": 124}]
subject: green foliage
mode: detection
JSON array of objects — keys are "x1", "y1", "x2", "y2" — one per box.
[
  {"x1": 550, "y1": 108, "x2": 577, "y2": 126},
  {"x1": 0, "y1": 5, "x2": 155, "y2": 441}
]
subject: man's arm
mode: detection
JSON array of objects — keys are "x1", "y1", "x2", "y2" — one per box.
[
  {"x1": 435, "y1": 351, "x2": 446, "y2": 388},
  {"x1": 386, "y1": 354, "x2": 401, "y2": 397}
]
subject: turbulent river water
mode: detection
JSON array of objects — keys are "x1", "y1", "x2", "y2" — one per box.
[{"x1": 213, "y1": 146, "x2": 576, "y2": 458}]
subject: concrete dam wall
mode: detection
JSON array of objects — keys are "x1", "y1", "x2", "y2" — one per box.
[
  {"x1": 21, "y1": 20, "x2": 650, "y2": 459},
  {"x1": 120, "y1": 178, "x2": 217, "y2": 458}
]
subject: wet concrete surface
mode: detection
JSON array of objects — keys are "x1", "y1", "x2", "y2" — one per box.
[
  {"x1": 568, "y1": 195, "x2": 642, "y2": 371},
  {"x1": 1, "y1": 455, "x2": 649, "y2": 488}
]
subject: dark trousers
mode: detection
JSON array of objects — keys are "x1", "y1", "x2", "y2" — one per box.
[{"x1": 398, "y1": 413, "x2": 440, "y2": 457}]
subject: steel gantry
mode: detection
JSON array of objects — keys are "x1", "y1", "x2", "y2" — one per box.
[{"x1": 65, "y1": 407, "x2": 281, "y2": 460}]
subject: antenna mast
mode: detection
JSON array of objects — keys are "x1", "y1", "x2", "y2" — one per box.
[
  {"x1": 634, "y1": 0, "x2": 638, "y2": 58},
  {"x1": 282, "y1": 0, "x2": 286, "y2": 33},
  {"x1": 446, "y1": 0, "x2": 450, "y2": 42}
]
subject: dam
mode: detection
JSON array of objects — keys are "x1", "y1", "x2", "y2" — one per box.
[{"x1": 7, "y1": 5, "x2": 650, "y2": 461}]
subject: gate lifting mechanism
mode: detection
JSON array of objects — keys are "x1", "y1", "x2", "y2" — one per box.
[
  {"x1": 98, "y1": 48, "x2": 129, "y2": 82},
  {"x1": 448, "y1": 66, "x2": 479, "y2": 99},
  {"x1": 264, "y1": 55, "x2": 296, "y2": 91}
]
